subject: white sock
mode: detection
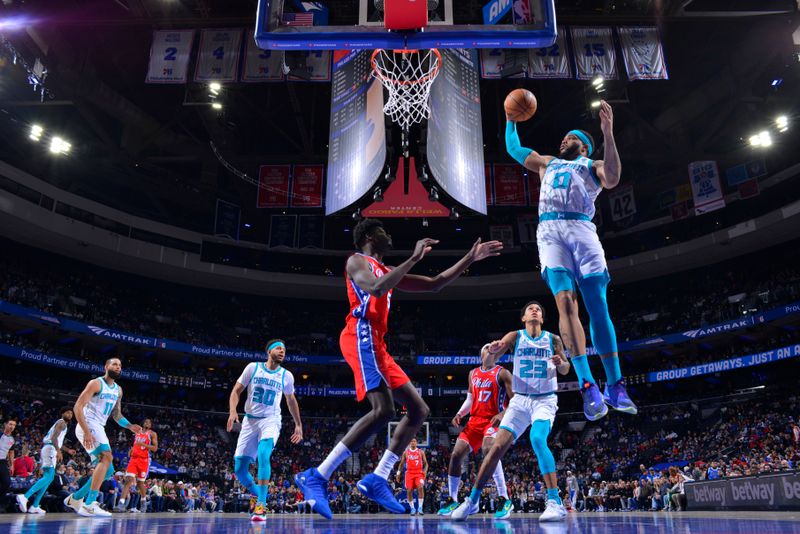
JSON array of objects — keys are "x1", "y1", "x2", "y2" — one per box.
[
  {"x1": 448, "y1": 475, "x2": 462, "y2": 500},
  {"x1": 374, "y1": 450, "x2": 399, "y2": 480},
  {"x1": 493, "y1": 461, "x2": 508, "y2": 499},
  {"x1": 317, "y1": 442, "x2": 352, "y2": 480}
]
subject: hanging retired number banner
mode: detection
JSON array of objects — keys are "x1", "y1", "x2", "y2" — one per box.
[
  {"x1": 288, "y1": 51, "x2": 332, "y2": 82},
  {"x1": 493, "y1": 164, "x2": 526, "y2": 206},
  {"x1": 618, "y1": 27, "x2": 669, "y2": 81},
  {"x1": 528, "y1": 27, "x2": 571, "y2": 79},
  {"x1": 570, "y1": 27, "x2": 617, "y2": 80},
  {"x1": 257, "y1": 165, "x2": 291, "y2": 208},
  {"x1": 195, "y1": 29, "x2": 243, "y2": 82},
  {"x1": 146, "y1": 30, "x2": 194, "y2": 84},
  {"x1": 290, "y1": 165, "x2": 324, "y2": 208},
  {"x1": 479, "y1": 49, "x2": 527, "y2": 79},
  {"x1": 242, "y1": 37, "x2": 284, "y2": 82}
]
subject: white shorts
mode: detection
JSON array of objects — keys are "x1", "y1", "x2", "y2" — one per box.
[
  {"x1": 75, "y1": 421, "x2": 110, "y2": 459},
  {"x1": 537, "y1": 220, "x2": 608, "y2": 282},
  {"x1": 498, "y1": 394, "x2": 558, "y2": 441},
  {"x1": 40, "y1": 444, "x2": 57, "y2": 469},
  {"x1": 234, "y1": 416, "x2": 281, "y2": 459}
]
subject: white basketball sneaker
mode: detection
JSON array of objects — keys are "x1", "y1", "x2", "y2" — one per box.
[
  {"x1": 16, "y1": 494, "x2": 28, "y2": 513},
  {"x1": 451, "y1": 498, "x2": 479, "y2": 521},
  {"x1": 64, "y1": 495, "x2": 84, "y2": 513},
  {"x1": 539, "y1": 499, "x2": 567, "y2": 522},
  {"x1": 28, "y1": 506, "x2": 46, "y2": 515},
  {"x1": 78, "y1": 502, "x2": 112, "y2": 518}
]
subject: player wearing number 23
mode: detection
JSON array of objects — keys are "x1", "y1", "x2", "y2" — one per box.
[
  {"x1": 504, "y1": 99, "x2": 638, "y2": 422},
  {"x1": 227, "y1": 340, "x2": 303, "y2": 522}
]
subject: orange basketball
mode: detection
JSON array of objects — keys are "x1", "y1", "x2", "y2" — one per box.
[{"x1": 504, "y1": 89, "x2": 537, "y2": 122}]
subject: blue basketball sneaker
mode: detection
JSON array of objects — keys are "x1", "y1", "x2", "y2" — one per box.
[
  {"x1": 494, "y1": 498, "x2": 514, "y2": 518},
  {"x1": 294, "y1": 468, "x2": 332, "y2": 519},
  {"x1": 580, "y1": 381, "x2": 608, "y2": 421},
  {"x1": 603, "y1": 380, "x2": 638, "y2": 414},
  {"x1": 356, "y1": 474, "x2": 405, "y2": 514}
]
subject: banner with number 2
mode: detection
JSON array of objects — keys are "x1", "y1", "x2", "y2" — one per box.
[{"x1": 146, "y1": 30, "x2": 195, "y2": 84}]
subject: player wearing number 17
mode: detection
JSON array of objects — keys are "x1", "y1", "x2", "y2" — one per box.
[
  {"x1": 227, "y1": 340, "x2": 303, "y2": 522},
  {"x1": 63, "y1": 358, "x2": 143, "y2": 518},
  {"x1": 505, "y1": 96, "x2": 638, "y2": 421}
]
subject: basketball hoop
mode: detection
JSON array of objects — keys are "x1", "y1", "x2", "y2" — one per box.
[{"x1": 371, "y1": 48, "x2": 442, "y2": 133}]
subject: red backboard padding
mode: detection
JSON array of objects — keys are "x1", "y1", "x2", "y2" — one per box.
[{"x1": 384, "y1": 0, "x2": 428, "y2": 31}]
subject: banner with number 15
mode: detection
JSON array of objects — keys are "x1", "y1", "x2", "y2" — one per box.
[{"x1": 195, "y1": 29, "x2": 243, "y2": 82}]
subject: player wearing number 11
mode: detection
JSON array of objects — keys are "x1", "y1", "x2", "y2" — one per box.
[
  {"x1": 227, "y1": 340, "x2": 303, "y2": 522},
  {"x1": 505, "y1": 98, "x2": 638, "y2": 422}
]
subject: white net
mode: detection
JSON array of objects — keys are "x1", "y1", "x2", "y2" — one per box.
[{"x1": 371, "y1": 48, "x2": 442, "y2": 132}]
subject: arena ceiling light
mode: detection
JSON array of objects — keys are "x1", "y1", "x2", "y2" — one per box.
[
  {"x1": 590, "y1": 100, "x2": 601, "y2": 108},
  {"x1": 29, "y1": 124, "x2": 43, "y2": 141},
  {"x1": 49, "y1": 136, "x2": 71, "y2": 154},
  {"x1": 749, "y1": 131, "x2": 772, "y2": 148},
  {"x1": 775, "y1": 115, "x2": 789, "y2": 132},
  {"x1": 211, "y1": 102, "x2": 223, "y2": 110},
  {"x1": 208, "y1": 81, "x2": 221, "y2": 96}
]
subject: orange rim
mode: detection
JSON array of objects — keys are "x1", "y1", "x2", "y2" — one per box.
[{"x1": 370, "y1": 48, "x2": 442, "y2": 86}]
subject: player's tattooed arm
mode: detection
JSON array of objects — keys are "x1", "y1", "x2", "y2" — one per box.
[
  {"x1": 595, "y1": 100, "x2": 621, "y2": 189},
  {"x1": 112, "y1": 390, "x2": 143, "y2": 434},
  {"x1": 551, "y1": 335, "x2": 571, "y2": 375},
  {"x1": 347, "y1": 242, "x2": 436, "y2": 297}
]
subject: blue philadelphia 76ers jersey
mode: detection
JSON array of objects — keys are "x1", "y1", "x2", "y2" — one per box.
[{"x1": 539, "y1": 157, "x2": 603, "y2": 219}]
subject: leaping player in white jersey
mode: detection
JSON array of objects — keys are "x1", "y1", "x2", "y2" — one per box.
[
  {"x1": 64, "y1": 358, "x2": 142, "y2": 518},
  {"x1": 504, "y1": 99, "x2": 638, "y2": 421},
  {"x1": 16, "y1": 406, "x2": 76, "y2": 514},
  {"x1": 227, "y1": 339, "x2": 303, "y2": 522},
  {"x1": 452, "y1": 301, "x2": 570, "y2": 522}
]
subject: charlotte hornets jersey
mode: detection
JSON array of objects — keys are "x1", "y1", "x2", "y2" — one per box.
[
  {"x1": 539, "y1": 156, "x2": 602, "y2": 219},
  {"x1": 84, "y1": 377, "x2": 121, "y2": 427},
  {"x1": 238, "y1": 363, "x2": 295, "y2": 419},
  {"x1": 43, "y1": 418, "x2": 68, "y2": 448},
  {"x1": 512, "y1": 330, "x2": 558, "y2": 395}
]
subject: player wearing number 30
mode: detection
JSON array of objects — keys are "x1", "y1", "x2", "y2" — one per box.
[
  {"x1": 505, "y1": 99, "x2": 637, "y2": 422},
  {"x1": 452, "y1": 301, "x2": 570, "y2": 522},
  {"x1": 63, "y1": 358, "x2": 143, "y2": 518},
  {"x1": 227, "y1": 339, "x2": 303, "y2": 522}
]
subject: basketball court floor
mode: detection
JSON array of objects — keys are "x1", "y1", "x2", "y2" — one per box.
[{"x1": 1, "y1": 512, "x2": 799, "y2": 533}]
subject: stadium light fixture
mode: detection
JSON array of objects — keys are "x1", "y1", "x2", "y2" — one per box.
[
  {"x1": 49, "y1": 136, "x2": 71, "y2": 154},
  {"x1": 758, "y1": 131, "x2": 772, "y2": 147},
  {"x1": 592, "y1": 76, "x2": 604, "y2": 87},
  {"x1": 776, "y1": 115, "x2": 789, "y2": 132},
  {"x1": 209, "y1": 82, "x2": 221, "y2": 95},
  {"x1": 591, "y1": 100, "x2": 601, "y2": 109},
  {"x1": 29, "y1": 124, "x2": 43, "y2": 141},
  {"x1": 211, "y1": 102, "x2": 223, "y2": 110}
]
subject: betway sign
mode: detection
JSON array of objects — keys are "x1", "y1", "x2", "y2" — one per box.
[
  {"x1": 483, "y1": 0, "x2": 513, "y2": 24},
  {"x1": 687, "y1": 472, "x2": 800, "y2": 510}
]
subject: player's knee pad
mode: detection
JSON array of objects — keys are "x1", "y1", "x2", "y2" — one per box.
[
  {"x1": 543, "y1": 267, "x2": 576, "y2": 296},
  {"x1": 578, "y1": 273, "x2": 618, "y2": 355},
  {"x1": 257, "y1": 439, "x2": 274, "y2": 481},
  {"x1": 529, "y1": 420, "x2": 556, "y2": 475}
]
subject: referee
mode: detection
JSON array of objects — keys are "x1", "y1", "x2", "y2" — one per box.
[{"x1": 1, "y1": 419, "x2": 17, "y2": 498}]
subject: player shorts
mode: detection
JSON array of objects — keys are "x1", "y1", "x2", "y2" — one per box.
[
  {"x1": 126, "y1": 457, "x2": 151, "y2": 481},
  {"x1": 457, "y1": 416, "x2": 498, "y2": 454},
  {"x1": 536, "y1": 219, "x2": 609, "y2": 294},
  {"x1": 234, "y1": 415, "x2": 282, "y2": 460},
  {"x1": 405, "y1": 474, "x2": 425, "y2": 490},
  {"x1": 340, "y1": 322, "x2": 410, "y2": 401},
  {"x1": 40, "y1": 444, "x2": 57, "y2": 469},
  {"x1": 498, "y1": 393, "x2": 558, "y2": 441},
  {"x1": 75, "y1": 421, "x2": 111, "y2": 461}
]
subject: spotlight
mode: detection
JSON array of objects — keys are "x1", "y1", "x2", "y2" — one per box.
[
  {"x1": 758, "y1": 131, "x2": 772, "y2": 147},
  {"x1": 29, "y1": 124, "x2": 43, "y2": 141},
  {"x1": 428, "y1": 186, "x2": 439, "y2": 202},
  {"x1": 449, "y1": 206, "x2": 460, "y2": 220},
  {"x1": 209, "y1": 82, "x2": 221, "y2": 95},
  {"x1": 211, "y1": 102, "x2": 223, "y2": 110},
  {"x1": 592, "y1": 76, "x2": 604, "y2": 87},
  {"x1": 771, "y1": 78, "x2": 783, "y2": 87},
  {"x1": 776, "y1": 115, "x2": 789, "y2": 132},
  {"x1": 373, "y1": 187, "x2": 384, "y2": 202},
  {"x1": 49, "y1": 136, "x2": 71, "y2": 155},
  {"x1": 749, "y1": 134, "x2": 761, "y2": 147},
  {"x1": 590, "y1": 100, "x2": 601, "y2": 109}
]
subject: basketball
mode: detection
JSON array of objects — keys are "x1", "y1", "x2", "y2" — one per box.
[{"x1": 504, "y1": 88, "x2": 537, "y2": 122}]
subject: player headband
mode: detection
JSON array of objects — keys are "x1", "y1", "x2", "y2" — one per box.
[
  {"x1": 267, "y1": 341, "x2": 285, "y2": 353},
  {"x1": 567, "y1": 130, "x2": 593, "y2": 156}
]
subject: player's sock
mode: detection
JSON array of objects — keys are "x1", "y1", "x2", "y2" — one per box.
[
  {"x1": 546, "y1": 488, "x2": 562, "y2": 505},
  {"x1": 234, "y1": 456, "x2": 257, "y2": 495},
  {"x1": 448, "y1": 475, "x2": 461, "y2": 500},
  {"x1": 256, "y1": 484, "x2": 268, "y2": 506},
  {"x1": 571, "y1": 354, "x2": 596, "y2": 385},
  {"x1": 492, "y1": 461, "x2": 509, "y2": 499},
  {"x1": 469, "y1": 487, "x2": 481, "y2": 505},
  {"x1": 72, "y1": 477, "x2": 93, "y2": 500},
  {"x1": 318, "y1": 442, "x2": 352, "y2": 480},
  {"x1": 601, "y1": 356, "x2": 622, "y2": 386},
  {"x1": 374, "y1": 450, "x2": 399, "y2": 480},
  {"x1": 85, "y1": 489, "x2": 99, "y2": 506}
]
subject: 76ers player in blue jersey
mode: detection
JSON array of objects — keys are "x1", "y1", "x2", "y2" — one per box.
[{"x1": 504, "y1": 100, "x2": 637, "y2": 421}]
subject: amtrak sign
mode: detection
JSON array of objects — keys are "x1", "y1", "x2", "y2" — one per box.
[{"x1": 483, "y1": 0, "x2": 512, "y2": 25}]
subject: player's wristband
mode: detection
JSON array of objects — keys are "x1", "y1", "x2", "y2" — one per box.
[
  {"x1": 505, "y1": 120, "x2": 533, "y2": 166},
  {"x1": 117, "y1": 417, "x2": 131, "y2": 429}
]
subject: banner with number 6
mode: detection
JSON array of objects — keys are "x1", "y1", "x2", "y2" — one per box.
[
  {"x1": 570, "y1": 27, "x2": 617, "y2": 80},
  {"x1": 195, "y1": 29, "x2": 243, "y2": 83},
  {"x1": 146, "y1": 30, "x2": 195, "y2": 84}
]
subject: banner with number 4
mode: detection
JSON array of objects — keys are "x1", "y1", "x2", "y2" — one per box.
[{"x1": 195, "y1": 29, "x2": 243, "y2": 82}]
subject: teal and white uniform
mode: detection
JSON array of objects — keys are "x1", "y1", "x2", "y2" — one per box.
[
  {"x1": 234, "y1": 363, "x2": 295, "y2": 459},
  {"x1": 75, "y1": 377, "x2": 121, "y2": 457},
  {"x1": 498, "y1": 330, "x2": 559, "y2": 440},
  {"x1": 41, "y1": 418, "x2": 68, "y2": 468},
  {"x1": 536, "y1": 156, "x2": 608, "y2": 286}
]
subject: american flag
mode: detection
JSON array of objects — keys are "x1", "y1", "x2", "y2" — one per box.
[{"x1": 282, "y1": 12, "x2": 314, "y2": 26}]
